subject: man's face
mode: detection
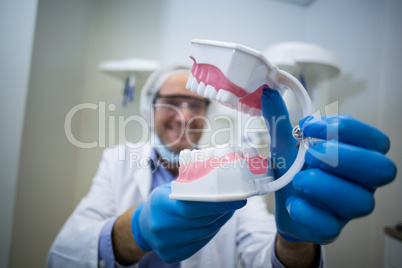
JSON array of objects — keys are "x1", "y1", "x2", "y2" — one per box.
[{"x1": 153, "y1": 73, "x2": 208, "y2": 153}]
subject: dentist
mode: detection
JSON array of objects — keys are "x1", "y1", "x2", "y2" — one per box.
[{"x1": 48, "y1": 65, "x2": 396, "y2": 268}]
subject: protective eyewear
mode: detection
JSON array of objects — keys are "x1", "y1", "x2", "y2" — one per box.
[{"x1": 154, "y1": 94, "x2": 209, "y2": 116}]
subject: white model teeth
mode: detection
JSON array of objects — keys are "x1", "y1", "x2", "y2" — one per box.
[
  {"x1": 204, "y1": 85, "x2": 218, "y2": 99},
  {"x1": 190, "y1": 77, "x2": 199, "y2": 93},
  {"x1": 242, "y1": 147, "x2": 258, "y2": 158},
  {"x1": 216, "y1": 89, "x2": 239, "y2": 108},
  {"x1": 179, "y1": 146, "x2": 261, "y2": 167},
  {"x1": 240, "y1": 104, "x2": 250, "y2": 115},
  {"x1": 203, "y1": 147, "x2": 214, "y2": 159},
  {"x1": 238, "y1": 103, "x2": 262, "y2": 117},
  {"x1": 197, "y1": 82, "x2": 206, "y2": 95},
  {"x1": 187, "y1": 75, "x2": 256, "y2": 115},
  {"x1": 180, "y1": 146, "x2": 239, "y2": 165},
  {"x1": 249, "y1": 108, "x2": 262, "y2": 117},
  {"x1": 214, "y1": 145, "x2": 235, "y2": 158},
  {"x1": 179, "y1": 149, "x2": 191, "y2": 166},
  {"x1": 191, "y1": 150, "x2": 206, "y2": 162},
  {"x1": 186, "y1": 74, "x2": 194, "y2": 90},
  {"x1": 179, "y1": 147, "x2": 214, "y2": 165}
]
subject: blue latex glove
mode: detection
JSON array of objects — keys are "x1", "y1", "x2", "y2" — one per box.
[
  {"x1": 131, "y1": 183, "x2": 246, "y2": 263},
  {"x1": 261, "y1": 88, "x2": 397, "y2": 244}
]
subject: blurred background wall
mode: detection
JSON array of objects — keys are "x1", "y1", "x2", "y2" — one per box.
[
  {"x1": 1, "y1": 0, "x2": 401, "y2": 267},
  {"x1": 0, "y1": 0, "x2": 38, "y2": 266}
]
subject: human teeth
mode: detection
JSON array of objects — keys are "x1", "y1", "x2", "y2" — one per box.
[
  {"x1": 190, "y1": 77, "x2": 199, "y2": 93},
  {"x1": 197, "y1": 82, "x2": 206, "y2": 95},
  {"x1": 214, "y1": 145, "x2": 235, "y2": 158},
  {"x1": 179, "y1": 149, "x2": 191, "y2": 165},
  {"x1": 242, "y1": 147, "x2": 258, "y2": 158},
  {"x1": 216, "y1": 89, "x2": 239, "y2": 108},
  {"x1": 204, "y1": 84, "x2": 217, "y2": 100},
  {"x1": 186, "y1": 74, "x2": 194, "y2": 90}
]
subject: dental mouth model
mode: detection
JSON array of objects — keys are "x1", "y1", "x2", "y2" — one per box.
[{"x1": 170, "y1": 39, "x2": 314, "y2": 202}]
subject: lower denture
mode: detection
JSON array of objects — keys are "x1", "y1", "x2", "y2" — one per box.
[{"x1": 176, "y1": 153, "x2": 268, "y2": 183}]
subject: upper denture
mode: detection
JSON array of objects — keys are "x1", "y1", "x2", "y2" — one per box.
[
  {"x1": 190, "y1": 57, "x2": 270, "y2": 115},
  {"x1": 190, "y1": 57, "x2": 248, "y2": 98}
]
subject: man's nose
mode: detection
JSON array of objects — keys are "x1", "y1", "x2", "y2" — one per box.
[
  {"x1": 182, "y1": 104, "x2": 192, "y2": 120},
  {"x1": 173, "y1": 103, "x2": 192, "y2": 121}
]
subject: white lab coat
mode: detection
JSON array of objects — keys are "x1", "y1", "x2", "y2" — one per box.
[{"x1": 47, "y1": 143, "x2": 280, "y2": 268}]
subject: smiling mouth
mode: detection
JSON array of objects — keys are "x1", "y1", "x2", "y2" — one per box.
[
  {"x1": 167, "y1": 126, "x2": 182, "y2": 133},
  {"x1": 166, "y1": 123, "x2": 203, "y2": 133}
]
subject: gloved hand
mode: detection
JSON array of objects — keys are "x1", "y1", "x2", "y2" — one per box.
[
  {"x1": 261, "y1": 87, "x2": 397, "y2": 244},
  {"x1": 131, "y1": 183, "x2": 246, "y2": 263}
]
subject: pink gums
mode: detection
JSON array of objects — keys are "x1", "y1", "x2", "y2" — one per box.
[
  {"x1": 238, "y1": 85, "x2": 267, "y2": 110},
  {"x1": 175, "y1": 153, "x2": 268, "y2": 183},
  {"x1": 190, "y1": 57, "x2": 270, "y2": 110}
]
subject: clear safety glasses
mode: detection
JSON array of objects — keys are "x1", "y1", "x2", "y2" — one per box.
[{"x1": 154, "y1": 94, "x2": 210, "y2": 116}]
